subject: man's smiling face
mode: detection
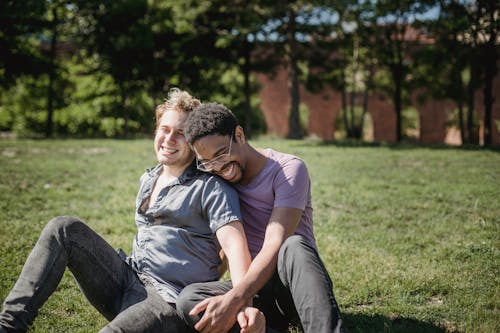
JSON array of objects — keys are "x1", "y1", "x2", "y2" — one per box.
[{"x1": 192, "y1": 133, "x2": 244, "y2": 184}]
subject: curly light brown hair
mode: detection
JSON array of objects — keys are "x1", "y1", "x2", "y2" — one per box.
[{"x1": 155, "y1": 88, "x2": 201, "y2": 130}]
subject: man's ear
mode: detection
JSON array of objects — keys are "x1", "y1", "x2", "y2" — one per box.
[{"x1": 234, "y1": 125, "x2": 246, "y2": 144}]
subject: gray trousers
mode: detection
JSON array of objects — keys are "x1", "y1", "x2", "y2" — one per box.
[
  {"x1": 177, "y1": 235, "x2": 344, "y2": 333},
  {"x1": 0, "y1": 216, "x2": 189, "y2": 333}
]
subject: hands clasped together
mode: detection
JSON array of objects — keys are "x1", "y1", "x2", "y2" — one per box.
[{"x1": 189, "y1": 294, "x2": 265, "y2": 333}]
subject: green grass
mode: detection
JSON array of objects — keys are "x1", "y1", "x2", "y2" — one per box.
[{"x1": 1, "y1": 138, "x2": 499, "y2": 332}]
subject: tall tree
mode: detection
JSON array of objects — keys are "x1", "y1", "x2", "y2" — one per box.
[
  {"x1": 360, "y1": 0, "x2": 433, "y2": 142},
  {"x1": 425, "y1": 0, "x2": 499, "y2": 145},
  {"x1": 0, "y1": 0, "x2": 47, "y2": 88},
  {"x1": 184, "y1": 0, "x2": 274, "y2": 137},
  {"x1": 418, "y1": 0, "x2": 479, "y2": 144},
  {"x1": 305, "y1": 0, "x2": 378, "y2": 140},
  {"x1": 73, "y1": 0, "x2": 156, "y2": 137},
  {"x1": 43, "y1": 0, "x2": 74, "y2": 138},
  {"x1": 474, "y1": 0, "x2": 499, "y2": 146},
  {"x1": 256, "y1": 1, "x2": 322, "y2": 139}
]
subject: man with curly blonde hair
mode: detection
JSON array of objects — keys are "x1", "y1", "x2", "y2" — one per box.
[{"x1": 0, "y1": 89, "x2": 263, "y2": 333}]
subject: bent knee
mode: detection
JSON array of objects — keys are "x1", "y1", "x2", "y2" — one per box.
[
  {"x1": 43, "y1": 216, "x2": 85, "y2": 237},
  {"x1": 279, "y1": 235, "x2": 308, "y2": 256},
  {"x1": 176, "y1": 285, "x2": 203, "y2": 326},
  {"x1": 278, "y1": 235, "x2": 318, "y2": 268}
]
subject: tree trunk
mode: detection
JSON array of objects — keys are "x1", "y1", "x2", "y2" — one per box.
[
  {"x1": 349, "y1": 77, "x2": 356, "y2": 138},
  {"x1": 394, "y1": 66, "x2": 402, "y2": 142},
  {"x1": 349, "y1": 42, "x2": 356, "y2": 138},
  {"x1": 243, "y1": 38, "x2": 252, "y2": 138},
  {"x1": 359, "y1": 65, "x2": 373, "y2": 140},
  {"x1": 119, "y1": 84, "x2": 129, "y2": 138},
  {"x1": 287, "y1": 8, "x2": 302, "y2": 139},
  {"x1": 341, "y1": 67, "x2": 349, "y2": 137},
  {"x1": 392, "y1": 27, "x2": 404, "y2": 143},
  {"x1": 454, "y1": 68, "x2": 465, "y2": 144},
  {"x1": 466, "y1": 62, "x2": 476, "y2": 144},
  {"x1": 482, "y1": 33, "x2": 497, "y2": 146},
  {"x1": 45, "y1": 7, "x2": 58, "y2": 138},
  {"x1": 458, "y1": 99, "x2": 465, "y2": 145}
]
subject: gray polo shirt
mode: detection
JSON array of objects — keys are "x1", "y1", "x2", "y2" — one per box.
[{"x1": 128, "y1": 162, "x2": 241, "y2": 303}]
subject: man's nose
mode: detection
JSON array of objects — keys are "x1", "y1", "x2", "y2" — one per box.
[
  {"x1": 165, "y1": 132, "x2": 176, "y2": 143},
  {"x1": 211, "y1": 161, "x2": 227, "y2": 173}
]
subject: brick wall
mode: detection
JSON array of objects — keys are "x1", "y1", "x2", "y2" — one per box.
[
  {"x1": 257, "y1": 71, "x2": 289, "y2": 137},
  {"x1": 301, "y1": 85, "x2": 341, "y2": 140},
  {"x1": 256, "y1": 66, "x2": 499, "y2": 145}
]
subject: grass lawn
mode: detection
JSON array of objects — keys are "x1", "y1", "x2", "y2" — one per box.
[{"x1": 0, "y1": 138, "x2": 498, "y2": 332}]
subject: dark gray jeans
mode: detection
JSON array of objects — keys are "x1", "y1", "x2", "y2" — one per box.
[
  {"x1": 0, "y1": 216, "x2": 189, "y2": 333},
  {"x1": 177, "y1": 235, "x2": 344, "y2": 333}
]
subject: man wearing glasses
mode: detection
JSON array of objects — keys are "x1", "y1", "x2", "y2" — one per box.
[{"x1": 177, "y1": 102, "x2": 344, "y2": 333}]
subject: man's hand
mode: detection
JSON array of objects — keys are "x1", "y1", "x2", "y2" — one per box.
[
  {"x1": 190, "y1": 294, "x2": 240, "y2": 333},
  {"x1": 237, "y1": 307, "x2": 265, "y2": 333}
]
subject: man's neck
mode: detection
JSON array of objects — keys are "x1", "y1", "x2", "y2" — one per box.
[
  {"x1": 240, "y1": 145, "x2": 267, "y2": 185},
  {"x1": 148, "y1": 163, "x2": 190, "y2": 210},
  {"x1": 161, "y1": 161, "x2": 191, "y2": 180}
]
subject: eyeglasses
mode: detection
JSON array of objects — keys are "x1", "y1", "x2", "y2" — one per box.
[{"x1": 196, "y1": 132, "x2": 233, "y2": 172}]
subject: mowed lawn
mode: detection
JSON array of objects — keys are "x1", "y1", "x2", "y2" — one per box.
[{"x1": 0, "y1": 138, "x2": 498, "y2": 333}]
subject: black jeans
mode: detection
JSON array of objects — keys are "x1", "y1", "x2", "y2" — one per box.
[
  {"x1": 177, "y1": 235, "x2": 344, "y2": 333},
  {"x1": 0, "y1": 216, "x2": 189, "y2": 333}
]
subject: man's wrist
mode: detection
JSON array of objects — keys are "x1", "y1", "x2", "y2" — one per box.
[{"x1": 227, "y1": 286, "x2": 251, "y2": 309}]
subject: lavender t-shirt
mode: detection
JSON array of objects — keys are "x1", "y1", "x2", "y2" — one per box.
[{"x1": 235, "y1": 149, "x2": 316, "y2": 258}]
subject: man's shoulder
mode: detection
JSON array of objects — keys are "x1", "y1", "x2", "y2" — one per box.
[
  {"x1": 266, "y1": 149, "x2": 306, "y2": 171},
  {"x1": 195, "y1": 171, "x2": 236, "y2": 192}
]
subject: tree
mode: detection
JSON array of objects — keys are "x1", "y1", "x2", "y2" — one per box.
[
  {"x1": 473, "y1": 0, "x2": 499, "y2": 146},
  {"x1": 211, "y1": 0, "x2": 278, "y2": 137},
  {"x1": 43, "y1": 0, "x2": 75, "y2": 138},
  {"x1": 418, "y1": 0, "x2": 478, "y2": 144},
  {"x1": 0, "y1": 0, "x2": 47, "y2": 88},
  {"x1": 255, "y1": 1, "x2": 323, "y2": 139},
  {"x1": 424, "y1": 0, "x2": 499, "y2": 145},
  {"x1": 73, "y1": 0, "x2": 157, "y2": 137},
  {"x1": 359, "y1": 0, "x2": 434, "y2": 142}
]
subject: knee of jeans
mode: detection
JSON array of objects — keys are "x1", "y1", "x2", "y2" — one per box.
[
  {"x1": 176, "y1": 285, "x2": 202, "y2": 327},
  {"x1": 277, "y1": 235, "x2": 318, "y2": 282},
  {"x1": 278, "y1": 235, "x2": 309, "y2": 263},
  {"x1": 43, "y1": 216, "x2": 84, "y2": 239}
]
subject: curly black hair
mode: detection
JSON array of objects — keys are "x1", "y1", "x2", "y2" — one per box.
[{"x1": 184, "y1": 102, "x2": 239, "y2": 144}]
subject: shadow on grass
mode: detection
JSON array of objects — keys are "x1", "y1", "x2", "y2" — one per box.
[
  {"x1": 342, "y1": 313, "x2": 455, "y2": 333},
  {"x1": 291, "y1": 138, "x2": 500, "y2": 152}
]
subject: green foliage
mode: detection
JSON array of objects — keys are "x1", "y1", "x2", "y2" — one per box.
[
  {"x1": 0, "y1": 76, "x2": 50, "y2": 136},
  {"x1": 402, "y1": 107, "x2": 419, "y2": 139},
  {"x1": 211, "y1": 67, "x2": 267, "y2": 136},
  {"x1": 0, "y1": 0, "x2": 497, "y2": 145},
  {"x1": 299, "y1": 103, "x2": 309, "y2": 134},
  {"x1": 0, "y1": 0, "x2": 48, "y2": 88},
  {"x1": 0, "y1": 55, "x2": 153, "y2": 138}
]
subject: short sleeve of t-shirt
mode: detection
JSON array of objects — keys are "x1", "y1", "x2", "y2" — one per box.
[
  {"x1": 201, "y1": 175, "x2": 242, "y2": 232},
  {"x1": 273, "y1": 154, "x2": 310, "y2": 211}
]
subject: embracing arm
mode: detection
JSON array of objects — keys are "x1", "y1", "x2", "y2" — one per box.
[
  {"x1": 191, "y1": 207, "x2": 302, "y2": 332},
  {"x1": 189, "y1": 221, "x2": 253, "y2": 333},
  {"x1": 229, "y1": 207, "x2": 302, "y2": 303}
]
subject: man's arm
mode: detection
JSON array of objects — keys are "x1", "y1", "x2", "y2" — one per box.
[
  {"x1": 191, "y1": 207, "x2": 302, "y2": 332},
  {"x1": 229, "y1": 207, "x2": 302, "y2": 302},
  {"x1": 216, "y1": 221, "x2": 251, "y2": 286},
  {"x1": 189, "y1": 221, "x2": 253, "y2": 333}
]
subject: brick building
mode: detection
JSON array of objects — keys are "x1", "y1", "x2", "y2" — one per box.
[{"x1": 256, "y1": 66, "x2": 500, "y2": 146}]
